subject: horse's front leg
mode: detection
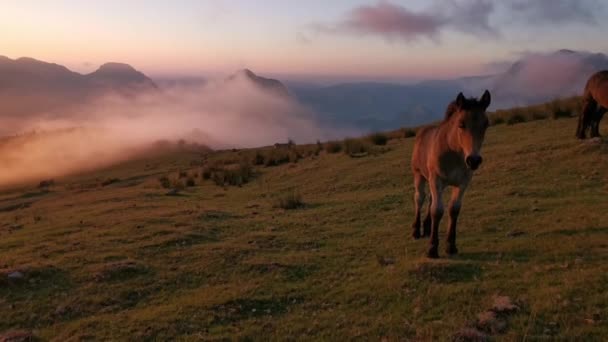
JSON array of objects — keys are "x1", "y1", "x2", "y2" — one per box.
[
  {"x1": 411, "y1": 174, "x2": 427, "y2": 239},
  {"x1": 446, "y1": 184, "x2": 467, "y2": 255},
  {"x1": 578, "y1": 97, "x2": 597, "y2": 139},
  {"x1": 427, "y1": 178, "x2": 444, "y2": 258}
]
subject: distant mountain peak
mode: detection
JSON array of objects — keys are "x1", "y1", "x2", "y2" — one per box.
[
  {"x1": 555, "y1": 49, "x2": 576, "y2": 55},
  {"x1": 228, "y1": 68, "x2": 290, "y2": 98},
  {"x1": 96, "y1": 62, "x2": 138, "y2": 73},
  {"x1": 236, "y1": 68, "x2": 257, "y2": 78}
]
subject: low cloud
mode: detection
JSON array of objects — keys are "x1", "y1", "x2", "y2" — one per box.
[{"x1": 0, "y1": 78, "x2": 351, "y2": 187}]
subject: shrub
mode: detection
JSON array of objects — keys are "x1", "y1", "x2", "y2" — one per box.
[
  {"x1": 101, "y1": 178, "x2": 120, "y2": 187},
  {"x1": 403, "y1": 129, "x2": 417, "y2": 138},
  {"x1": 551, "y1": 104, "x2": 572, "y2": 119},
  {"x1": 491, "y1": 117, "x2": 505, "y2": 126},
  {"x1": 186, "y1": 177, "x2": 196, "y2": 187},
  {"x1": 203, "y1": 162, "x2": 253, "y2": 187},
  {"x1": 315, "y1": 140, "x2": 323, "y2": 155},
  {"x1": 274, "y1": 190, "x2": 304, "y2": 210},
  {"x1": 171, "y1": 179, "x2": 185, "y2": 191},
  {"x1": 368, "y1": 132, "x2": 388, "y2": 146},
  {"x1": 531, "y1": 112, "x2": 548, "y2": 121},
  {"x1": 158, "y1": 176, "x2": 171, "y2": 189},
  {"x1": 507, "y1": 114, "x2": 526, "y2": 125},
  {"x1": 38, "y1": 179, "x2": 55, "y2": 188},
  {"x1": 325, "y1": 141, "x2": 342, "y2": 154},
  {"x1": 343, "y1": 138, "x2": 370, "y2": 156}
]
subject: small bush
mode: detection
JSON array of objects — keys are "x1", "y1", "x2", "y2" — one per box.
[
  {"x1": 343, "y1": 138, "x2": 370, "y2": 156},
  {"x1": 368, "y1": 132, "x2": 388, "y2": 146},
  {"x1": 159, "y1": 176, "x2": 171, "y2": 189},
  {"x1": 403, "y1": 129, "x2": 417, "y2": 138},
  {"x1": 490, "y1": 117, "x2": 505, "y2": 126},
  {"x1": 551, "y1": 104, "x2": 572, "y2": 119},
  {"x1": 253, "y1": 151, "x2": 265, "y2": 165},
  {"x1": 325, "y1": 141, "x2": 342, "y2": 154},
  {"x1": 186, "y1": 177, "x2": 196, "y2": 187},
  {"x1": 38, "y1": 179, "x2": 55, "y2": 188},
  {"x1": 274, "y1": 190, "x2": 304, "y2": 210},
  {"x1": 315, "y1": 140, "x2": 323, "y2": 155},
  {"x1": 203, "y1": 162, "x2": 254, "y2": 187},
  {"x1": 101, "y1": 178, "x2": 120, "y2": 187},
  {"x1": 171, "y1": 179, "x2": 185, "y2": 191},
  {"x1": 507, "y1": 114, "x2": 526, "y2": 125},
  {"x1": 531, "y1": 112, "x2": 548, "y2": 121}
]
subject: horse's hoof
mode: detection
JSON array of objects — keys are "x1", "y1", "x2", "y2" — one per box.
[
  {"x1": 446, "y1": 245, "x2": 459, "y2": 256},
  {"x1": 426, "y1": 248, "x2": 439, "y2": 259},
  {"x1": 411, "y1": 231, "x2": 421, "y2": 240}
]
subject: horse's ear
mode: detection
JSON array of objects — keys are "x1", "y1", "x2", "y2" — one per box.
[
  {"x1": 456, "y1": 92, "x2": 466, "y2": 107},
  {"x1": 480, "y1": 90, "x2": 491, "y2": 109}
]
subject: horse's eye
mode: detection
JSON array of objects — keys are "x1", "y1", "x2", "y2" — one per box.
[{"x1": 459, "y1": 121, "x2": 466, "y2": 129}]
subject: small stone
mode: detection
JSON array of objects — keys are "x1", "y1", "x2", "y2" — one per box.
[
  {"x1": 7, "y1": 271, "x2": 24, "y2": 280},
  {"x1": 506, "y1": 230, "x2": 525, "y2": 238},
  {"x1": 492, "y1": 295, "x2": 519, "y2": 313},
  {"x1": 0, "y1": 330, "x2": 34, "y2": 342}
]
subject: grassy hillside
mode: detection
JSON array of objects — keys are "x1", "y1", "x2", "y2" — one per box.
[{"x1": 1, "y1": 117, "x2": 607, "y2": 340}]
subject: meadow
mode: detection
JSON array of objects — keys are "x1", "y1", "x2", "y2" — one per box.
[{"x1": 0, "y1": 115, "x2": 607, "y2": 340}]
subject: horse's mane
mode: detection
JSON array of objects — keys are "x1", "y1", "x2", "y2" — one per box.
[
  {"x1": 443, "y1": 96, "x2": 485, "y2": 122},
  {"x1": 444, "y1": 101, "x2": 459, "y2": 121}
]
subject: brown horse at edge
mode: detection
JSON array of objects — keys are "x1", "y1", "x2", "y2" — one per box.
[
  {"x1": 410, "y1": 90, "x2": 491, "y2": 258},
  {"x1": 577, "y1": 70, "x2": 608, "y2": 139}
]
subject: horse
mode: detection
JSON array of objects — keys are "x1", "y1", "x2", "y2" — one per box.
[
  {"x1": 576, "y1": 70, "x2": 608, "y2": 139},
  {"x1": 410, "y1": 90, "x2": 491, "y2": 258}
]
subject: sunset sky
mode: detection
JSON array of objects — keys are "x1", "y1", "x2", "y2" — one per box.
[{"x1": 2, "y1": 0, "x2": 607, "y2": 82}]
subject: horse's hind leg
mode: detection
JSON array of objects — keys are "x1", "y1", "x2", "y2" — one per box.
[
  {"x1": 422, "y1": 198, "x2": 432, "y2": 237},
  {"x1": 411, "y1": 173, "x2": 427, "y2": 239},
  {"x1": 577, "y1": 96, "x2": 597, "y2": 139},
  {"x1": 591, "y1": 107, "x2": 606, "y2": 138}
]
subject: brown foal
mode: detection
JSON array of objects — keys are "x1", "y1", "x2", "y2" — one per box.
[{"x1": 410, "y1": 90, "x2": 491, "y2": 258}]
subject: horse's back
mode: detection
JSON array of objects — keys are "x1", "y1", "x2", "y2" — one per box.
[{"x1": 585, "y1": 71, "x2": 608, "y2": 105}]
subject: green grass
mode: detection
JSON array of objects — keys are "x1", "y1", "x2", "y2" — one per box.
[{"x1": 1, "y1": 117, "x2": 607, "y2": 340}]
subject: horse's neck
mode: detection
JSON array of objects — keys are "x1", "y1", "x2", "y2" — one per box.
[{"x1": 437, "y1": 120, "x2": 462, "y2": 153}]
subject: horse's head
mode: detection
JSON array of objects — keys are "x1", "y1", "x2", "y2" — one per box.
[{"x1": 450, "y1": 90, "x2": 491, "y2": 170}]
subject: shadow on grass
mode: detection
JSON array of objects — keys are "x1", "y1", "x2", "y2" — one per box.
[
  {"x1": 409, "y1": 261, "x2": 482, "y2": 283},
  {"x1": 457, "y1": 250, "x2": 532, "y2": 263},
  {"x1": 210, "y1": 296, "x2": 303, "y2": 326}
]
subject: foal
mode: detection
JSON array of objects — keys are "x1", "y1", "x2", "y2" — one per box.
[{"x1": 411, "y1": 91, "x2": 491, "y2": 258}]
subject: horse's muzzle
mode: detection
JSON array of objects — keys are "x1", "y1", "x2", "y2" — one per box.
[{"x1": 466, "y1": 155, "x2": 483, "y2": 170}]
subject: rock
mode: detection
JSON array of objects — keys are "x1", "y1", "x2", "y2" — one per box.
[
  {"x1": 492, "y1": 295, "x2": 519, "y2": 313},
  {"x1": 0, "y1": 330, "x2": 35, "y2": 342},
  {"x1": 7, "y1": 271, "x2": 24, "y2": 280},
  {"x1": 376, "y1": 255, "x2": 396, "y2": 266},
  {"x1": 506, "y1": 230, "x2": 525, "y2": 238},
  {"x1": 453, "y1": 327, "x2": 489, "y2": 342},
  {"x1": 165, "y1": 189, "x2": 181, "y2": 196}
]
